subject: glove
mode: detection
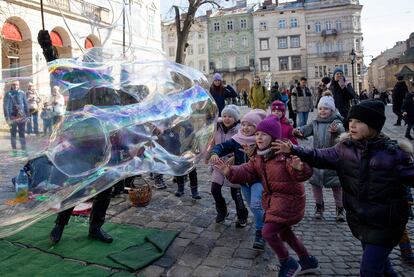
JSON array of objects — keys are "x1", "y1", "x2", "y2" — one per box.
[{"x1": 37, "y1": 30, "x2": 52, "y2": 49}]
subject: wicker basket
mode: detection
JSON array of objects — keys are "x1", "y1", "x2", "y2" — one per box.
[{"x1": 128, "y1": 178, "x2": 152, "y2": 207}]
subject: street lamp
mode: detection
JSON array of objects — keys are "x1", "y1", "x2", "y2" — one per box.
[{"x1": 350, "y1": 48, "x2": 356, "y2": 91}]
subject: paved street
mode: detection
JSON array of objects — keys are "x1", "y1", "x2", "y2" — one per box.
[{"x1": 1, "y1": 104, "x2": 414, "y2": 276}]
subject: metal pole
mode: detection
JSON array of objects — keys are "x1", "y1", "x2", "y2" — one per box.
[
  {"x1": 40, "y1": 0, "x2": 45, "y2": 30},
  {"x1": 122, "y1": 0, "x2": 125, "y2": 55},
  {"x1": 351, "y1": 60, "x2": 356, "y2": 92}
]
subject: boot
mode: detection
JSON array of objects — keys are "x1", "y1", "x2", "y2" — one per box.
[
  {"x1": 253, "y1": 229, "x2": 265, "y2": 250},
  {"x1": 336, "y1": 206, "x2": 346, "y2": 222},
  {"x1": 175, "y1": 183, "x2": 185, "y2": 197},
  {"x1": 50, "y1": 224, "x2": 65, "y2": 244},
  {"x1": 215, "y1": 204, "x2": 228, "y2": 223},
  {"x1": 89, "y1": 228, "x2": 113, "y2": 243},
  {"x1": 400, "y1": 244, "x2": 414, "y2": 265},
  {"x1": 191, "y1": 186, "x2": 201, "y2": 199},
  {"x1": 314, "y1": 202, "x2": 324, "y2": 219}
]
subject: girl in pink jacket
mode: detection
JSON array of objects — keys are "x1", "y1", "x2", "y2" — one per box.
[
  {"x1": 271, "y1": 100, "x2": 298, "y2": 145},
  {"x1": 214, "y1": 115, "x2": 319, "y2": 277}
]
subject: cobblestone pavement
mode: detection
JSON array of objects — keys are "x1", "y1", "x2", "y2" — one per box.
[{"x1": 1, "y1": 105, "x2": 414, "y2": 276}]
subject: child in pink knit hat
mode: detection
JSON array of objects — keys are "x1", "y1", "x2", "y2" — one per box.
[
  {"x1": 214, "y1": 115, "x2": 319, "y2": 276},
  {"x1": 271, "y1": 100, "x2": 298, "y2": 145}
]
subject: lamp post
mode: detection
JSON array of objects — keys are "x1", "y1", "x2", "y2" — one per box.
[{"x1": 350, "y1": 48, "x2": 356, "y2": 91}]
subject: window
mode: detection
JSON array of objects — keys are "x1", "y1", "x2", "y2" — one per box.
[
  {"x1": 260, "y1": 38, "x2": 269, "y2": 50},
  {"x1": 214, "y1": 22, "x2": 220, "y2": 31},
  {"x1": 260, "y1": 22, "x2": 267, "y2": 31},
  {"x1": 241, "y1": 36, "x2": 248, "y2": 47},
  {"x1": 148, "y1": 14, "x2": 155, "y2": 38},
  {"x1": 216, "y1": 39, "x2": 221, "y2": 50},
  {"x1": 336, "y1": 41, "x2": 343, "y2": 52},
  {"x1": 325, "y1": 21, "x2": 332, "y2": 30},
  {"x1": 278, "y1": 19, "x2": 286, "y2": 29},
  {"x1": 227, "y1": 21, "x2": 233, "y2": 31},
  {"x1": 315, "y1": 21, "x2": 321, "y2": 33},
  {"x1": 167, "y1": 33, "x2": 175, "y2": 42},
  {"x1": 240, "y1": 19, "x2": 247, "y2": 29},
  {"x1": 357, "y1": 63, "x2": 361, "y2": 75},
  {"x1": 187, "y1": 45, "x2": 193, "y2": 55},
  {"x1": 198, "y1": 32, "x2": 204, "y2": 39},
  {"x1": 336, "y1": 20, "x2": 342, "y2": 30},
  {"x1": 316, "y1": 42, "x2": 322, "y2": 53},
  {"x1": 260, "y1": 58, "x2": 270, "y2": 71},
  {"x1": 336, "y1": 64, "x2": 349, "y2": 76},
  {"x1": 228, "y1": 37, "x2": 234, "y2": 48},
  {"x1": 9, "y1": 58, "x2": 20, "y2": 78},
  {"x1": 216, "y1": 59, "x2": 222, "y2": 70},
  {"x1": 278, "y1": 37, "x2": 288, "y2": 49},
  {"x1": 279, "y1": 57, "x2": 289, "y2": 71},
  {"x1": 290, "y1": 18, "x2": 298, "y2": 28},
  {"x1": 198, "y1": 44, "x2": 205, "y2": 54},
  {"x1": 229, "y1": 56, "x2": 236, "y2": 69},
  {"x1": 199, "y1": 60, "x2": 206, "y2": 72},
  {"x1": 291, "y1": 56, "x2": 301, "y2": 70},
  {"x1": 241, "y1": 55, "x2": 249, "y2": 66},
  {"x1": 314, "y1": 65, "x2": 327, "y2": 78},
  {"x1": 356, "y1": 38, "x2": 361, "y2": 51},
  {"x1": 168, "y1": 47, "x2": 175, "y2": 57},
  {"x1": 290, "y1": 36, "x2": 300, "y2": 48}
]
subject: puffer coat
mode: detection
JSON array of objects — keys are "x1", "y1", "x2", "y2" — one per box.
[
  {"x1": 227, "y1": 153, "x2": 313, "y2": 225},
  {"x1": 298, "y1": 114, "x2": 345, "y2": 188},
  {"x1": 292, "y1": 134, "x2": 414, "y2": 246}
]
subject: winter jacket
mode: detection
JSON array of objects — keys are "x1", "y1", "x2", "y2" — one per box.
[
  {"x1": 329, "y1": 81, "x2": 356, "y2": 118},
  {"x1": 291, "y1": 86, "x2": 313, "y2": 113},
  {"x1": 270, "y1": 86, "x2": 281, "y2": 102},
  {"x1": 210, "y1": 121, "x2": 240, "y2": 187},
  {"x1": 280, "y1": 116, "x2": 298, "y2": 145},
  {"x1": 291, "y1": 134, "x2": 414, "y2": 247},
  {"x1": 3, "y1": 89, "x2": 29, "y2": 121},
  {"x1": 209, "y1": 85, "x2": 238, "y2": 115},
  {"x1": 249, "y1": 84, "x2": 269, "y2": 110},
  {"x1": 211, "y1": 138, "x2": 256, "y2": 186},
  {"x1": 402, "y1": 92, "x2": 414, "y2": 123},
  {"x1": 26, "y1": 89, "x2": 41, "y2": 112},
  {"x1": 226, "y1": 152, "x2": 312, "y2": 225},
  {"x1": 393, "y1": 81, "x2": 408, "y2": 112},
  {"x1": 298, "y1": 114, "x2": 345, "y2": 188}
]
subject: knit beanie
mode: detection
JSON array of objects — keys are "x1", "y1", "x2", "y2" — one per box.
[
  {"x1": 333, "y1": 67, "x2": 343, "y2": 76},
  {"x1": 347, "y1": 100, "x2": 386, "y2": 133},
  {"x1": 222, "y1": 104, "x2": 240, "y2": 121},
  {"x1": 271, "y1": 100, "x2": 286, "y2": 112},
  {"x1": 241, "y1": 109, "x2": 267, "y2": 127},
  {"x1": 213, "y1": 73, "x2": 222, "y2": 81},
  {"x1": 318, "y1": 96, "x2": 336, "y2": 111},
  {"x1": 256, "y1": 115, "x2": 282, "y2": 140},
  {"x1": 321, "y1": 76, "x2": 331, "y2": 85}
]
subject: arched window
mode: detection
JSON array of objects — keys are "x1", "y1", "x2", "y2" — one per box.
[
  {"x1": 2, "y1": 22, "x2": 22, "y2": 41},
  {"x1": 50, "y1": 31, "x2": 63, "y2": 47},
  {"x1": 85, "y1": 38, "x2": 94, "y2": 49}
]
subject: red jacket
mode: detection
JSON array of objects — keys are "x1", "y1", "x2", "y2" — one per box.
[
  {"x1": 227, "y1": 153, "x2": 312, "y2": 226},
  {"x1": 280, "y1": 116, "x2": 298, "y2": 145}
]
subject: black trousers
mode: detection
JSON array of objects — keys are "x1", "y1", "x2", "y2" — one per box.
[
  {"x1": 211, "y1": 182, "x2": 248, "y2": 220},
  {"x1": 55, "y1": 187, "x2": 112, "y2": 231},
  {"x1": 175, "y1": 168, "x2": 198, "y2": 187}
]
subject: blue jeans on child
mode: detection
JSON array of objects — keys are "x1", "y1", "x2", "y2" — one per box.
[
  {"x1": 360, "y1": 243, "x2": 397, "y2": 277},
  {"x1": 240, "y1": 183, "x2": 264, "y2": 230},
  {"x1": 27, "y1": 112, "x2": 39, "y2": 134},
  {"x1": 297, "y1": 112, "x2": 309, "y2": 127}
]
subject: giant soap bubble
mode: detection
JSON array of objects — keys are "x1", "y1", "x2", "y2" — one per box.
[{"x1": 0, "y1": 46, "x2": 217, "y2": 237}]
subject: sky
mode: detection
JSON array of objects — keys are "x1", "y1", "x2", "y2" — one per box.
[{"x1": 160, "y1": 0, "x2": 414, "y2": 65}]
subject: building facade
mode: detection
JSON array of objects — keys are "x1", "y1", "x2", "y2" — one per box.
[
  {"x1": 208, "y1": 0, "x2": 257, "y2": 94},
  {"x1": 252, "y1": 1, "x2": 307, "y2": 90},
  {"x1": 304, "y1": 0, "x2": 363, "y2": 93},
  {"x1": 161, "y1": 15, "x2": 210, "y2": 76}
]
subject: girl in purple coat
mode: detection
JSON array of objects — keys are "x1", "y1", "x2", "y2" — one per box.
[{"x1": 274, "y1": 100, "x2": 414, "y2": 276}]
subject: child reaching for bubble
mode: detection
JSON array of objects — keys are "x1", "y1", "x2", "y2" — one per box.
[
  {"x1": 214, "y1": 115, "x2": 319, "y2": 277},
  {"x1": 273, "y1": 100, "x2": 414, "y2": 276},
  {"x1": 293, "y1": 96, "x2": 345, "y2": 221}
]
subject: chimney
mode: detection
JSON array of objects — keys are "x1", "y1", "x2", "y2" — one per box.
[{"x1": 206, "y1": 10, "x2": 212, "y2": 17}]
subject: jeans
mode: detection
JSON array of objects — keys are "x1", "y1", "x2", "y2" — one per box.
[
  {"x1": 241, "y1": 183, "x2": 264, "y2": 230},
  {"x1": 43, "y1": 119, "x2": 52, "y2": 135},
  {"x1": 10, "y1": 121, "x2": 26, "y2": 150},
  {"x1": 360, "y1": 243, "x2": 397, "y2": 277},
  {"x1": 297, "y1": 112, "x2": 309, "y2": 127},
  {"x1": 27, "y1": 112, "x2": 39, "y2": 134}
]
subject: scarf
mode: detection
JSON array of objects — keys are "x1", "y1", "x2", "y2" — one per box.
[{"x1": 232, "y1": 129, "x2": 256, "y2": 146}]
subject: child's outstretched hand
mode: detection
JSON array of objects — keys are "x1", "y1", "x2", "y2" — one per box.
[
  {"x1": 293, "y1": 128, "x2": 304, "y2": 138},
  {"x1": 242, "y1": 144, "x2": 255, "y2": 157},
  {"x1": 209, "y1": 154, "x2": 220, "y2": 164},
  {"x1": 213, "y1": 159, "x2": 230, "y2": 176},
  {"x1": 328, "y1": 123, "x2": 338, "y2": 133},
  {"x1": 272, "y1": 140, "x2": 293, "y2": 155},
  {"x1": 291, "y1": 155, "x2": 303, "y2": 171}
]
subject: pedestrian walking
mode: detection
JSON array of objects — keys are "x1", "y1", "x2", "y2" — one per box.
[
  {"x1": 402, "y1": 85, "x2": 414, "y2": 140},
  {"x1": 273, "y1": 100, "x2": 414, "y2": 276},
  {"x1": 291, "y1": 77, "x2": 313, "y2": 127},
  {"x1": 293, "y1": 96, "x2": 345, "y2": 221},
  {"x1": 215, "y1": 115, "x2": 319, "y2": 277},
  {"x1": 26, "y1": 82, "x2": 41, "y2": 135},
  {"x1": 393, "y1": 75, "x2": 409, "y2": 126},
  {"x1": 248, "y1": 76, "x2": 269, "y2": 111},
  {"x1": 209, "y1": 73, "x2": 238, "y2": 116}
]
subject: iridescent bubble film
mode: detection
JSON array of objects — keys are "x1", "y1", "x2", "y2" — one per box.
[{"x1": 0, "y1": 46, "x2": 217, "y2": 237}]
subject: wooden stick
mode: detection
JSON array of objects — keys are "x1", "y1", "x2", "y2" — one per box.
[{"x1": 40, "y1": 0, "x2": 45, "y2": 30}]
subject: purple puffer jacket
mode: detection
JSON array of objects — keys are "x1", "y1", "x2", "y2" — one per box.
[{"x1": 292, "y1": 134, "x2": 414, "y2": 247}]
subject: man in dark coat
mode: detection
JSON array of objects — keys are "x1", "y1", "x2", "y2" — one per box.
[
  {"x1": 329, "y1": 68, "x2": 356, "y2": 119},
  {"x1": 392, "y1": 75, "x2": 409, "y2": 126}
]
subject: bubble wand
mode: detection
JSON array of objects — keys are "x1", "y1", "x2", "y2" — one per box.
[{"x1": 40, "y1": 0, "x2": 45, "y2": 30}]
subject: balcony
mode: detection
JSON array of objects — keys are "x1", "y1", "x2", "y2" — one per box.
[
  {"x1": 235, "y1": 66, "x2": 251, "y2": 72},
  {"x1": 321, "y1": 29, "x2": 338, "y2": 37},
  {"x1": 322, "y1": 51, "x2": 339, "y2": 58},
  {"x1": 44, "y1": 0, "x2": 110, "y2": 23},
  {"x1": 45, "y1": 0, "x2": 70, "y2": 11}
]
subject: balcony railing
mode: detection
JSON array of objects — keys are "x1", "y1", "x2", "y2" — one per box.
[
  {"x1": 43, "y1": 0, "x2": 110, "y2": 23},
  {"x1": 45, "y1": 0, "x2": 70, "y2": 11},
  {"x1": 321, "y1": 29, "x2": 338, "y2": 37},
  {"x1": 322, "y1": 51, "x2": 339, "y2": 58}
]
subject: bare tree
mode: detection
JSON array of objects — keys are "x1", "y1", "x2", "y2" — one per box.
[{"x1": 173, "y1": 0, "x2": 230, "y2": 64}]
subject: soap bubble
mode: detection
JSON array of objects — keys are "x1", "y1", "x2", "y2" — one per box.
[{"x1": 0, "y1": 46, "x2": 217, "y2": 237}]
